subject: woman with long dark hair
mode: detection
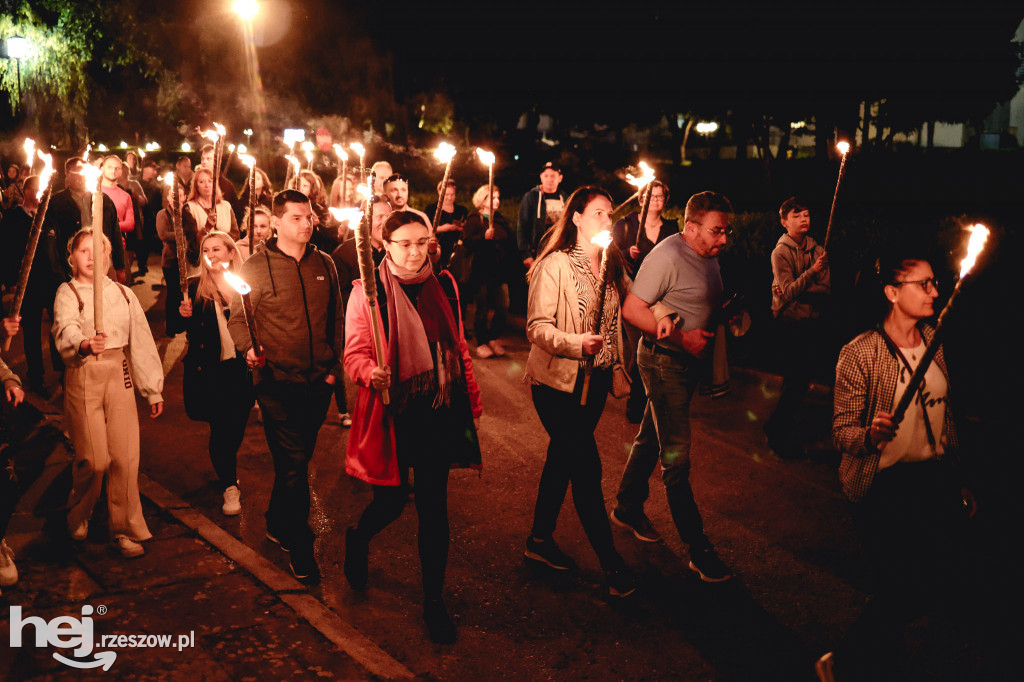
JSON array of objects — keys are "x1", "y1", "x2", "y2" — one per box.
[
  {"x1": 343, "y1": 210, "x2": 482, "y2": 644},
  {"x1": 178, "y1": 231, "x2": 254, "y2": 516},
  {"x1": 523, "y1": 186, "x2": 636, "y2": 598}
]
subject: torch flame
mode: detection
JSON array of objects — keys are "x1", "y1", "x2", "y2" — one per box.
[
  {"x1": 959, "y1": 224, "x2": 990, "y2": 279},
  {"x1": 626, "y1": 161, "x2": 656, "y2": 188},
  {"x1": 333, "y1": 144, "x2": 348, "y2": 162},
  {"x1": 301, "y1": 141, "x2": 314, "y2": 153},
  {"x1": 162, "y1": 171, "x2": 175, "y2": 187},
  {"x1": 83, "y1": 165, "x2": 102, "y2": 194},
  {"x1": 356, "y1": 183, "x2": 372, "y2": 199},
  {"x1": 350, "y1": 142, "x2": 365, "y2": 158},
  {"x1": 434, "y1": 142, "x2": 457, "y2": 164},
  {"x1": 836, "y1": 141, "x2": 850, "y2": 155},
  {"x1": 286, "y1": 155, "x2": 300, "y2": 172},
  {"x1": 23, "y1": 138, "x2": 35, "y2": 167},
  {"x1": 35, "y1": 152, "x2": 54, "y2": 201},
  {"x1": 223, "y1": 270, "x2": 252, "y2": 296},
  {"x1": 83, "y1": 144, "x2": 91, "y2": 162},
  {"x1": 239, "y1": 154, "x2": 256, "y2": 168},
  {"x1": 590, "y1": 230, "x2": 613, "y2": 250},
  {"x1": 202, "y1": 128, "x2": 220, "y2": 143},
  {"x1": 475, "y1": 148, "x2": 495, "y2": 166},
  {"x1": 329, "y1": 207, "x2": 364, "y2": 224},
  {"x1": 215, "y1": 122, "x2": 226, "y2": 136},
  {"x1": 204, "y1": 255, "x2": 230, "y2": 270}
]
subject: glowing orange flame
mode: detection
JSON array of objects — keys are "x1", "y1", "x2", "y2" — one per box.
[
  {"x1": 434, "y1": 142, "x2": 456, "y2": 164},
  {"x1": 23, "y1": 138, "x2": 35, "y2": 167},
  {"x1": 223, "y1": 271, "x2": 252, "y2": 296},
  {"x1": 836, "y1": 141, "x2": 850, "y2": 155},
  {"x1": 239, "y1": 154, "x2": 256, "y2": 168},
  {"x1": 285, "y1": 155, "x2": 300, "y2": 172},
  {"x1": 350, "y1": 142, "x2": 365, "y2": 158},
  {"x1": 333, "y1": 144, "x2": 348, "y2": 162},
  {"x1": 475, "y1": 148, "x2": 495, "y2": 166},
  {"x1": 162, "y1": 171, "x2": 175, "y2": 187},
  {"x1": 83, "y1": 165, "x2": 102, "y2": 194},
  {"x1": 590, "y1": 230, "x2": 613, "y2": 249},
  {"x1": 626, "y1": 161, "x2": 655, "y2": 189},
  {"x1": 35, "y1": 152, "x2": 54, "y2": 200},
  {"x1": 202, "y1": 128, "x2": 220, "y2": 143},
  {"x1": 959, "y1": 224, "x2": 989, "y2": 279},
  {"x1": 329, "y1": 207, "x2": 364, "y2": 223}
]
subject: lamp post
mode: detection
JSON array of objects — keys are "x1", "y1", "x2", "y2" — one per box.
[
  {"x1": 3, "y1": 35, "x2": 32, "y2": 108},
  {"x1": 233, "y1": 1, "x2": 264, "y2": 160}
]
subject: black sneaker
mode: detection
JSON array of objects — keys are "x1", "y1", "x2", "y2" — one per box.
[
  {"x1": 524, "y1": 536, "x2": 576, "y2": 571},
  {"x1": 688, "y1": 547, "x2": 732, "y2": 583},
  {"x1": 289, "y1": 545, "x2": 321, "y2": 585},
  {"x1": 265, "y1": 528, "x2": 290, "y2": 552},
  {"x1": 423, "y1": 598, "x2": 456, "y2": 644},
  {"x1": 610, "y1": 508, "x2": 662, "y2": 543},
  {"x1": 343, "y1": 527, "x2": 368, "y2": 591},
  {"x1": 605, "y1": 567, "x2": 638, "y2": 598}
]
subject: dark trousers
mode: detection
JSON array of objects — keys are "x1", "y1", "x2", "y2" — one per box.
[
  {"x1": 835, "y1": 460, "x2": 968, "y2": 678},
  {"x1": 765, "y1": 317, "x2": 826, "y2": 443},
  {"x1": 255, "y1": 379, "x2": 333, "y2": 550},
  {"x1": 207, "y1": 394, "x2": 252, "y2": 491},
  {"x1": 19, "y1": 292, "x2": 63, "y2": 386},
  {"x1": 333, "y1": 379, "x2": 348, "y2": 414},
  {"x1": 530, "y1": 368, "x2": 623, "y2": 573},
  {"x1": 163, "y1": 264, "x2": 184, "y2": 336},
  {"x1": 473, "y1": 281, "x2": 508, "y2": 345}
]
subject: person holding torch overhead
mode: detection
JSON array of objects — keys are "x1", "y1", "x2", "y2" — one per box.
[
  {"x1": 523, "y1": 186, "x2": 636, "y2": 599},
  {"x1": 818, "y1": 244, "x2": 974, "y2": 682},
  {"x1": 226, "y1": 189, "x2": 345, "y2": 585}
]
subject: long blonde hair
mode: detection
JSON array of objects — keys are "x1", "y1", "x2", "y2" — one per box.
[
  {"x1": 195, "y1": 231, "x2": 242, "y2": 304},
  {"x1": 187, "y1": 167, "x2": 223, "y2": 205}
]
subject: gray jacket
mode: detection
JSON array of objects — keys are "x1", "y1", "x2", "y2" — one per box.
[
  {"x1": 228, "y1": 238, "x2": 345, "y2": 384},
  {"x1": 770, "y1": 233, "x2": 830, "y2": 320}
]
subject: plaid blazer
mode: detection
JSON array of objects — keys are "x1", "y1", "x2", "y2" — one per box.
[{"x1": 832, "y1": 324, "x2": 959, "y2": 502}]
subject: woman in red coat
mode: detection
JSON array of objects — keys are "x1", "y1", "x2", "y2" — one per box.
[{"x1": 343, "y1": 210, "x2": 481, "y2": 644}]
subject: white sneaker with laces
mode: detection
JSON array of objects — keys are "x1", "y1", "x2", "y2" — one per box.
[
  {"x1": 0, "y1": 539, "x2": 18, "y2": 586},
  {"x1": 222, "y1": 485, "x2": 242, "y2": 516},
  {"x1": 476, "y1": 343, "x2": 494, "y2": 359},
  {"x1": 489, "y1": 340, "x2": 506, "y2": 357},
  {"x1": 115, "y1": 535, "x2": 145, "y2": 558}
]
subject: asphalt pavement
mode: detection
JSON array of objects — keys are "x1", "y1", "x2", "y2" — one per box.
[{"x1": 1, "y1": 263, "x2": 1013, "y2": 681}]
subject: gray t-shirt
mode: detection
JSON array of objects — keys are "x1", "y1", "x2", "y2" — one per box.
[{"x1": 631, "y1": 234, "x2": 723, "y2": 333}]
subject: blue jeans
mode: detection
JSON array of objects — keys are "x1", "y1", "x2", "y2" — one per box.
[{"x1": 615, "y1": 341, "x2": 711, "y2": 551}]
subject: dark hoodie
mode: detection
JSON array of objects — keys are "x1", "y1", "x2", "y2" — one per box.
[{"x1": 227, "y1": 237, "x2": 345, "y2": 384}]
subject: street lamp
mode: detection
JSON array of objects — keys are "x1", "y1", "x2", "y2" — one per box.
[
  {"x1": 233, "y1": 0, "x2": 259, "y2": 21},
  {"x1": 3, "y1": 35, "x2": 32, "y2": 106}
]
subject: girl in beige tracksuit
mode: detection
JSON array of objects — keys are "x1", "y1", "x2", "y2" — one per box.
[{"x1": 52, "y1": 228, "x2": 164, "y2": 558}]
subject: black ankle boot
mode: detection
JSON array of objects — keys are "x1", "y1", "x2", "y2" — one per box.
[
  {"x1": 344, "y1": 526, "x2": 368, "y2": 591},
  {"x1": 423, "y1": 598, "x2": 456, "y2": 644}
]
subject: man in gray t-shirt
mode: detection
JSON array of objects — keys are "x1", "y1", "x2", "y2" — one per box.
[{"x1": 611, "y1": 191, "x2": 735, "y2": 583}]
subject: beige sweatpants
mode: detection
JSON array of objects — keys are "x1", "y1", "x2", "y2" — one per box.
[{"x1": 65, "y1": 348, "x2": 152, "y2": 541}]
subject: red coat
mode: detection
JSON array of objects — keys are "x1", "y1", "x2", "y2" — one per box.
[{"x1": 343, "y1": 272, "x2": 482, "y2": 486}]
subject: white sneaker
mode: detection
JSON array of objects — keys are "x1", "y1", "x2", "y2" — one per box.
[
  {"x1": 0, "y1": 539, "x2": 18, "y2": 586},
  {"x1": 69, "y1": 518, "x2": 88, "y2": 541},
  {"x1": 476, "y1": 343, "x2": 494, "y2": 359},
  {"x1": 222, "y1": 485, "x2": 242, "y2": 516},
  {"x1": 339, "y1": 412, "x2": 352, "y2": 428},
  {"x1": 489, "y1": 340, "x2": 506, "y2": 357},
  {"x1": 115, "y1": 535, "x2": 145, "y2": 558}
]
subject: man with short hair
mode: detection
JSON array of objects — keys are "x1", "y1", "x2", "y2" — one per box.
[
  {"x1": 517, "y1": 161, "x2": 567, "y2": 269},
  {"x1": 228, "y1": 189, "x2": 345, "y2": 585},
  {"x1": 175, "y1": 155, "x2": 193, "y2": 190},
  {"x1": 611, "y1": 191, "x2": 736, "y2": 583},
  {"x1": 370, "y1": 161, "x2": 393, "y2": 195},
  {"x1": 383, "y1": 173, "x2": 434, "y2": 229},
  {"x1": 46, "y1": 157, "x2": 125, "y2": 283},
  {"x1": 765, "y1": 196, "x2": 830, "y2": 457}
]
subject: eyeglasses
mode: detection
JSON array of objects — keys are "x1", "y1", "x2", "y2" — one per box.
[
  {"x1": 893, "y1": 278, "x2": 939, "y2": 294},
  {"x1": 387, "y1": 238, "x2": 430, "y2": 250},
  {"x1": 691, "y1": 221, "x2": 732, "y2": 238}
]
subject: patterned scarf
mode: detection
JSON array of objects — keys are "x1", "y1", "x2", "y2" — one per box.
[{"x1": 567, "y1": 242, "x2": 620, "y2": 369}]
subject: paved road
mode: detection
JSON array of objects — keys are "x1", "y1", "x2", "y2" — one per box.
[{"x1": 3, "y1": 265, "x2": 1011, "y2": 680}]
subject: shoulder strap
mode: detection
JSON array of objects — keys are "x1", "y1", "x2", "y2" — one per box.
[
  {"x1": 67, "y1": 281, "x2": 84, "y2": 313},
  {"x1": 878, "y1": 327, "x2": 938, "y2": 453}
]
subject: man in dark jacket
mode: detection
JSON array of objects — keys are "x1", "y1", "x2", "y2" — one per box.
[
  {"x1": 228, "y1": 189, "x2": 345, "y2": 584},
  {"x1": 517, "y1": 161, "x2": 567, "y2": 268},
  {"x1": 46, "y1": 157, "x2": 126, "y2": 283}
]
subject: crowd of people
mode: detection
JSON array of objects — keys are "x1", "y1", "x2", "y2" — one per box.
[{"x1": 0, "y1": 145, "x2": 976, "y2": 678}]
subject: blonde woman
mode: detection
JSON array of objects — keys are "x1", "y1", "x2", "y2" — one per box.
[
  {"x1": 52, "y1": 229, "x2": 164, "y2": 558},
  {"x1": 179, "y1": 231, "x2": 254, "y2": 515},
  {"x1": 183, "y1": 167, "x2": 239, "y2": 266}
]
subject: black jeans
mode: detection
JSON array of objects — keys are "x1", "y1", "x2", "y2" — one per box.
[
  {"x1": 473, "y1": 281, "x2": 508, "y2": 345},
  {"x1": 255, "y1": 378, "x2": 333, "y2": 550},
  {"x1": 766, "y1": 317, "x2": 827, "y2": 442},
  {"x1": 835, "y1": 460, "x2": 968, "y2": 678},
  {"x1": 352, "y1": 403, "x2": 452, "y2": 600},
  {"x1": 163, "y1": 264, "x2": 184, "y2": 336},
  {"x1": 18, "y1": 291, "x2": 62, "y2": 386},
  {"x1": 530, "y1": 368, "x2": 623, "y2": 573}
]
